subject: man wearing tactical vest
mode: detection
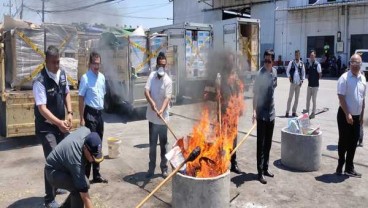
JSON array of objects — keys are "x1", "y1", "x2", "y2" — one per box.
[
  {"x1": 286, "y1": 50, "x2": 305, "y2": 117},
  {"x1": 305, "y1": 50, "x2": 322, "y2": 119},
  {"x1": 33, "y1": 45, "x2": 73, "y2": 208}
]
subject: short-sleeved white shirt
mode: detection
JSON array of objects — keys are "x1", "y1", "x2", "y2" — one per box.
[
  {"x1": 337, "y1": 70, "x2": 367, "y2": 116},
  {"x1": 145, "y1": 71, "x2": 172, "y2": 125},
  {"x1": 33, "y1": 68, "x2": 70, "y2": 106}
]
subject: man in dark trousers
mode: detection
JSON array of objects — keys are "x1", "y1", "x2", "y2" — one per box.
[
  {"x1": 253, "y1": 49, "x2": 278, "y2": 184},
  {"x1": 305, "y1": 50, "x2": 322, "y2": 119},
  {"x1": 336, "y1": 54, "x2": 366, "y2": 177},
  {"x1": 220, "y1": 53, "x2": 243, "y2": 174},
  {"x1": 45, "y1": 127, "x2": 104, "y2": 208},
  {"x1": 79, "y1": 51, "x2": 108, "y2": 183},
  {"x1": 33, "y1": 45, "x2": 73, "y2": 208}
]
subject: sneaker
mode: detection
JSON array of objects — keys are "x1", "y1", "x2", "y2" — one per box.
[
  {"x1": 309, "y1": 113, "x2": 315, "y2": 119},
  {"x1": 45, "y1": 200, "x2": 60, "y2": 208},
  {"x1": 162, "y1": 171, "x2": 168, "y2": 179},
  {"x1": 91, "y1": 176, "x2": 109, "y2": 184},
  {"x1": 285, "y1": 113, "x2": 289, "y2": 118},
  {"x1": 344, "y1": 170, "x2": 362, "y2": 178},
  {"x1": 292, "y1": 113, "x2": 298, "y2": 117}
]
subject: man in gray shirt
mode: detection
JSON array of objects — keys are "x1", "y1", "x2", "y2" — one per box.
[{"x1": 45, "y1": 127, "x2": 104, "y2": 208}]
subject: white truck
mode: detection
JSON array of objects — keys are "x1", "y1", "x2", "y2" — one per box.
[
  {"x1": 213, "y1": 17, "x2": 261, "y2": 91},
  {"x1": 149, "y1": 22, "x2": 213, "y2": 101}
]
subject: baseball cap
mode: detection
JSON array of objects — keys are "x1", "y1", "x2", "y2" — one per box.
[
  {"x1": 85, "y1": 132, "x2": 104, "y2": 163},
  {"x1": 157, "y1": 67, "x2": 165, "y2": 76}
]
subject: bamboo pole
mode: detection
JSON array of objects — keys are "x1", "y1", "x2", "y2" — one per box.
[{"x1": 230, "y1": 123, "x2": 257, "y2": 157}]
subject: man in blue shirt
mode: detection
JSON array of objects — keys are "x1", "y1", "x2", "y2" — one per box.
[{"x1": 79, "y1": 51, "x2": 108, "y2": 183}]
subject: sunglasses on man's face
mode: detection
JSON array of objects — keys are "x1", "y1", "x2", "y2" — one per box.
[{"x1": 264, "y1": 60, "x2": 272, "y2": 64}]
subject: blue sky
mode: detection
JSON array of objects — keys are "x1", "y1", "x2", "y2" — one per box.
[{"x1": 0, "y1": 0, "x2": 173, "y2": 28}]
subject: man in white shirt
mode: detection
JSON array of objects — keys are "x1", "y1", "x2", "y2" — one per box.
[
  {"x1": 144, "y1": 54, "x2": 172, "y2": 179},
  {"x1": 336, "y1": 54, "x2": 366, "y2": 177},
  {"x1": 286, "y1": 50, "x2": 305, "y2": 117}
]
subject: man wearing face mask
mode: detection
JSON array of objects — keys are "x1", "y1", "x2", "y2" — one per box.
[
  {"x1": 33, "y1": 45, "x2": 73, "y2": 208},
  {"x1": 286, "y1": 50, "x2": 305, "y2": 117},
  {"x1": 144, "y1": 54, "x2": 173, "y2": 178},
  {"x1": 79, "y1": 51, "x2": 108, "y2": 184}
]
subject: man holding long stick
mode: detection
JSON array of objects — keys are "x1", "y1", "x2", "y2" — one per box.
[{"x1": 253, "y1": 49, "x2": 278, "y2": 184}]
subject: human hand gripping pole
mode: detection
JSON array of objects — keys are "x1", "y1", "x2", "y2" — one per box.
[{"x1": 135, "y1": 146, "x2": 201, "y2": 208}]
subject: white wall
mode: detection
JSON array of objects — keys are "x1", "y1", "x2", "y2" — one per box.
[
  {"x1": 274, "y1": 3, "x2": 368, "y2": 64},
  {"x1": 173, "y1": 0, "x2": 222, "y2": 24},
  {"x1": 251, "y1": 2, "x2": 276, "y2": 54}
]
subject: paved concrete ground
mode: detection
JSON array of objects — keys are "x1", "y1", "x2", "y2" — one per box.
[{"x1": 1, "y1": 76, "x2": 368, "y2": 208}]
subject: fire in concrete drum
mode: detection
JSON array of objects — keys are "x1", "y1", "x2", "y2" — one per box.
[{"x1": 172, "y1": 170, "x2": 230, "y2": 208}]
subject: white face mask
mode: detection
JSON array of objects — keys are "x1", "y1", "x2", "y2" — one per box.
[{"x1": 157, "y1": 67, "x2": 165, "y2": 77}]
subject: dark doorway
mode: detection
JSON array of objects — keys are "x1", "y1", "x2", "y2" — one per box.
[
  {"x1": 307, "y1": 36, "x2": 335, "y2": 58},
  {"x1": 350, "y1": 34, "x2": 368, "y2": 57}
]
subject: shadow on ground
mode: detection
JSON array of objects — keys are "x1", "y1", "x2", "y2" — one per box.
[
  {"x1": 0, "y1": 136, "x2": 39, "y2": 152},
  {"x1": 7, "y1": 197, "x2": 43, "y2": 208},
  {"x1": 315, "y1": 173, "x2": 349, "y2": 183},
  {"x1": 231, "y1": 172, "x2": 258, "y2": 187},
  {"x1": 327, "y1": 145, "x2": 338, "y2": 151},
  {"x1": 273, "y1": 159, "x2": 305, "y2": 173},
  {"x1": 123, "y1": 172, "x2": 161, "y2": 189}
]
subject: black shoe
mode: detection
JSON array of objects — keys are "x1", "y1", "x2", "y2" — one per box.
[
  {"x1": 45, "y1": 200, "x2": 60, "y2": 208},
  {"x1": 292, "y1": 113, "x2": 298, "y2": 117},
  {"x1": 336, "y1": 165, "x2": 343, "y2": 175},
  {"x1": 285, "y1": 113, "x2": 289, "y2": 118},
  {"x1": 162, "y1": 171, "x2": 168, "y2": 179},
  {"x1": 258, "y1": 174, "x2": 267, "y2": 184},
  {"x1": 264, "y1": 170, "x2": 274, "y2": 177},
  {"x1": 91, "y1": 176, "x2": 109, "y2": 184},
  {"x1": 230, "y1": 164, "x2": 242, "y2": 174},
  {"x1": 344, "y1": 170, "x2": 362, "y2": 178},
  {"x1": 145, "y1": 171, "x2": 154, "y2": 178},
  {"x1": 55, "y1": 188, "x2": 68, "y2": 195}
]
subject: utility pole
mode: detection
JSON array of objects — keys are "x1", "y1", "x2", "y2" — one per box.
[
  {"x1": 42, "y1": 0, "x2": 46, "y2": 52},
  {"x1": 3, "y1": 0, "x2": 13, "y2": 16},
  {"x1": 20, "y1": 0, "x2": 24, "y2": 19}
]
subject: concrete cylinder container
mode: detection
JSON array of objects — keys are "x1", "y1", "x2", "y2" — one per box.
[
  {"x1": 172, "y1": 170, "x2": 230, "y2": 208},
  {"x1": 281, "y1": 127, "x2": 322, "y2": 171}
]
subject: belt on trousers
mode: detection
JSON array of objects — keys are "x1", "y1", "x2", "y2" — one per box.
[{"x1": 85, "y1": 105, "x2": 102, "y2": 115}]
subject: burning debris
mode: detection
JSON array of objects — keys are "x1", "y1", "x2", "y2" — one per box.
[{"x1": 169, "y1": 74, "x2": 245, "y2": 178}]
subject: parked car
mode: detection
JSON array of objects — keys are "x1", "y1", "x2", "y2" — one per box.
[{"x1": 355, "y1": 49, "x2": 368, "y2": 79}]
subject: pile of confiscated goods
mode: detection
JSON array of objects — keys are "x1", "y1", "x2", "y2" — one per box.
[{"x1": 287, "y1": 113, "x2": 320, "y2": 135}]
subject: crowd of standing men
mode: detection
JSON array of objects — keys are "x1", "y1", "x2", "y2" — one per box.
[{"x1": 32, "y1": 45, "x2": 366, "y2": 207}]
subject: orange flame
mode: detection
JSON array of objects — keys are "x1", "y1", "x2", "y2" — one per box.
[{"x1": 183, "y1": 77, "x2": 245, "y2": 178}]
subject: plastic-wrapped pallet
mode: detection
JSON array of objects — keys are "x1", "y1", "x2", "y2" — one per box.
[{"x1": 4, "y1": 23, "x2": 79, "y2": 89}]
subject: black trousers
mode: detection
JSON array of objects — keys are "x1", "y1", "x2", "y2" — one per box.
[
  {"x1": 45, "y1": 168, "x2": 88, "y2": 208},
  {"x1": 257, "y1": 119, "x2": 275, "y2": 174},
  {"x1": 231, "y1": 135, "x2": 238, "y2": 166},
  {"x1": 37, "y1": 130, "x2": 66, "y2": 204},
  {"x1": 84, "y1": 105, "x2": 104, "y2": 179},
  {"x1": 148, "y1": 122, "x2": 168, "y2": 172},
  {"x1": 337, "y1": 107, "x2": 360, "y2": 172}
]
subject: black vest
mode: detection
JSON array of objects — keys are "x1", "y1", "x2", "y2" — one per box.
[
  {"x1": 289, "y1": 60, "x2": 303, "y2": 83},
  {"x1": 307, "y1": 61, "x2": 320, "y2": 87},
  {"x1": 34, "y1": 68, "x2": 67, "y2": 132}
]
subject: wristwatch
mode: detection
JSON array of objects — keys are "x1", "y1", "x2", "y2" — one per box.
[{"x1": 67, "y1": 111, "x2": 73, "y2": 116}]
